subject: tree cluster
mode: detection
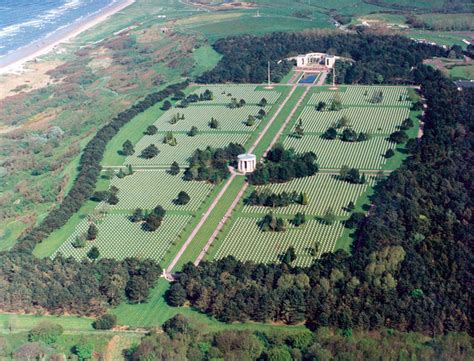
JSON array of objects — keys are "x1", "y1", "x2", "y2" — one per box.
[
  {"x1": 183, "y1": 143, "x2": 245, "y2": 183},
  {"x1": 197, "y1": 33, "x2": 445, "y2": 84},
  {"x1": 245, "y1": 189, "x2": 307, "y2": 208},
  {"x1": 248, "y1": 144, "x2": 318, "y2": 185},
  {"x1": 128, "y1": 314, "x2": 473, "y2": 361}
]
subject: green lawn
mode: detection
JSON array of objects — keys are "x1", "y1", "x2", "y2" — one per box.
[
  {"x1": 191, "y1": 44, "x2": 222, "y2": 77},
  {"x1": 449, "y1": 65, "x2": 474, "y2": 80},
  {"x1": 0, "y1": 313, "x2": 93, "y2": 332}
]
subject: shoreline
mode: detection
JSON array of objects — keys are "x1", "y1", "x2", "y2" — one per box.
[{"x1": 0, "y1": 0, "x2": 135, "y2": 76}]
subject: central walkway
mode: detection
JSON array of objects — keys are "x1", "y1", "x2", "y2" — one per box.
[{"x1": 164, "y1": 84, "x2": 302, "y2": 277}]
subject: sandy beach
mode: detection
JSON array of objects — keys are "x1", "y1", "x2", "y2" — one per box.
[{"x1": 0, "y1": 0, "x2": 135, "y2": 75}]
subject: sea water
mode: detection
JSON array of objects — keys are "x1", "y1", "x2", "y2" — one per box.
[{"x1": 0, "y1": 0, "x2": 115, "y2": 58}]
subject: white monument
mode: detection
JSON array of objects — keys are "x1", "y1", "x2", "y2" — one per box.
[{"x1": 237, "y1": 153, "x2": 256, "y2": 173}]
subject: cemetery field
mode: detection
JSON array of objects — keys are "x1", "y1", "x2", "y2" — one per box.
[
  {"x1": 209, "y1": 85, "x2": 418, "y2": 266},
  {"x1": 38, "y1": 84, "x2": 289, "y2": 264}
]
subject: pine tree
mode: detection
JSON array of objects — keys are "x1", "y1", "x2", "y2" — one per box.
[
  {"x1": 87, "y1": 246, "x2": 100, "y2": 261},
  {"x1": 87, "y1": 223, "x2": 98, "y2": 240},
  {"x1": 169, "y1": 161, "x2": 180, "y2": 175}
]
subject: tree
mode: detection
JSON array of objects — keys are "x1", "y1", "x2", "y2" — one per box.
[
  {"x1": 336, "y1": 116, "x2": 350, "y2": 128},
  {"x1": 281, "y1": 246, "x2": 297, "y2": 265},
  {"x1": 93, "y1": 314, "x2": 117, "y2": 330},
  {"x1": 87, "y1": 223, "x2": 98, "y2": 240},
  {"x1": 400, "y1": 118, "x2": 414, "y2": 130},
  {"x1": 126, "y1": 276, "x2": 150, "y2": 303},
  {"x1": 131, "y1": 208, "x2": 144, "y2": 222},
  {"x1": 339, "y1": 165, "x2": 350, "y2": 180},
  {"x1": 108, "y1": 193, "x2": 119, "y2": 205},
  {"x1": 322, "y1": 127, "x2": 337, "y2": 140},
  {"x1": 293, "y1": 118, "x2": 304, "y2": 138},
  {"x1": 259, "y1": 98, "x2": 268, "y2": 107},
  {"x1": 330, "y1": 94, "x2": 343, "y2": 111},
  {"x1": 385, "y1": 149, "x2": 395, "y2": 158},
  {"x1": 169, "y1": 161, "x2": 180, "y2": 175},
  {"x1": 175, "y1": 191, "x2": 190, "y2": 205},
  {"x1": 258, "y1": 108, "x2": 266, "y2": 119},
  {"x1": 316, "y1": 101, "x2": 327, "y2": 111},
  {"x1": 28, "y1": 322, "x2": 63, "y2": 344},
  {"x1": 266, "y1": 347, "x2": 292, "y2": 361},
  {"x1": 300, "y1": 192, "x2": 309, "y2": 205},
  {"x1": 163, "y1": 131, "x2": 177, "y2": 146},
  {"x1": 188, "y1": 126, "x2": 198, "y2": 136},
  {"x1": 145, "y1": 125, "x2": 157, "y2": 135},
  {"x1": 72, "y1": 234, "x2": 87, "y2": 248},
  {"x1": 389, "y1": 130, "x2": 408, "y2": 144},
  {"x1": 209, "y1": 117, "x2": 219, "y2": 129},
  {"x1": 140, "y1": 144, "x2": 159, "y2": 159},
  {"x1": 161, "y1": 100, "x2": 172, "y2": 110},
  {"x1": 323, "y1": 207, "x2": 336, "y2": 225},
  {"x1": 347, "y1": 201, "x2": 355, "y2": 211},
  {"x1": 87, "y1": 246, "x2": 100, "y2": 261},
  {"x1": 166, "y1": 283, "x2": 187, "y2": 307},
  {"x1": 341, "y1": 128, "x2": 358, "y2": 142},
  {"x1": 73, "y1": 342, "x2": 93, "y2": 361},
  {"x1": 246, "y1": 115, "x2": 256, "y2": 126},
  {"x1": 122, "y1": 140, "x2": 134, "y2": 156},
  {"x1": 357, "y1": 132, "x2": 369, "y2": 142},
  {"x1": 292, "y1": 212, "x2": 306, "y2": 227},
  {"x1": 144, "y1": 214, "x2": 162, "y2": 231}
]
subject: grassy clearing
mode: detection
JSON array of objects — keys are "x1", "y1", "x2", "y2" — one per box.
[
  {"x1": 0, "y1": 313, "x2": 93, "y2": 332},
  {"x1": 190, "y1": 45, "x2": 223, "y2": 77},
  {"x1": 449, "y1": 65, "x2": 474, "y2": 80}
]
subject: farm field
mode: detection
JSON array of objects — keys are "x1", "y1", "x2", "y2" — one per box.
[{"x1": 210, "y1": 85, "x2": 417, "y2": 267}]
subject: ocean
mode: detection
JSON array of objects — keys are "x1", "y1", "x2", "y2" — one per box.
[{"x1": 0, "y1": 0, "x2": 116, "y2": 58}]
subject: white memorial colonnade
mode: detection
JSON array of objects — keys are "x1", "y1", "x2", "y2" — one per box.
[{"x1": 237, "y1": 153, "x2": 257, "y2": 173}]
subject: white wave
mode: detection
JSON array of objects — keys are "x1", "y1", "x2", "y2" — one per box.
[{"x1": 0, "y1": 0, "x2": 85, "y2": 39}]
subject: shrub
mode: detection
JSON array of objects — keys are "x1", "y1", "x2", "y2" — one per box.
[{"x1": 93, "y1": 314, "x2": 117, "y2": 330}]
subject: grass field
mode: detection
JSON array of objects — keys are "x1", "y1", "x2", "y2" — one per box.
[{"x1": 449, "y1": 65, "x2": 474, "y2": 80}]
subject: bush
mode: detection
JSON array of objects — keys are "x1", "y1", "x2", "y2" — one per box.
[
  {"x1": 389, "y1": 130, "x2": 408, "y2": 144},
  {"x1": 175, "y1": 191, "x2": 190, "y2": 205},
  {"x1": 145, "y1": 125, "x2": 157, "y2": 135},
  {"x1": 140, "y1": 144, "x2": 159, "y2": 159},
  {"x1": 385, "y1": 149, "x2": 395, "y2": 158},
  {"x1": 93, "y1": 314, "x2": 117, "y2": 330},
  {"x1": 28, "y1": 322, "x2": 63, "y2": 344}
]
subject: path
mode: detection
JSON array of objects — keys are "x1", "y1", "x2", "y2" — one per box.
[
  {"x1": 262, "y1": 86, "x2": 310, "y2": 158},
  {"x1": 164, "y1": 85, "x2": 298, "y2": 275},
  {"x1": 194, "y1": 182, "x2": 248, "y2": 265},
  {"x1": 193, "y1": 86, "x2": 310, "y2": 266},
  {"x1": 316, "y1": 71, "x2": 328, "y2": 86},
  {"x1": 165, "y1": 172, "x2": 237, "y2": 277}
]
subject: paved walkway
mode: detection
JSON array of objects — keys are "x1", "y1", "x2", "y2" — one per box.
[
  {"x1": 193, "y1": 86, "x2": 310, "y2": 266},
  {"x1": 164, "y1": 85, "x2": 298, "y2": 276},
  {"x1": 165, "y1": 172, "x2": 236, "y2": 276}
]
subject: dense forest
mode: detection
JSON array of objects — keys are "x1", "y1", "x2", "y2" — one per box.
[
  {"x1": 197, "y1": 32, "x2": 446, "y2": 84},
  {"x1": 169, "y1": 64, "x2": 473, "y2": 334},
  {"x1": 128, "y1": 314, "x2": 473, "y2": 361}
]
